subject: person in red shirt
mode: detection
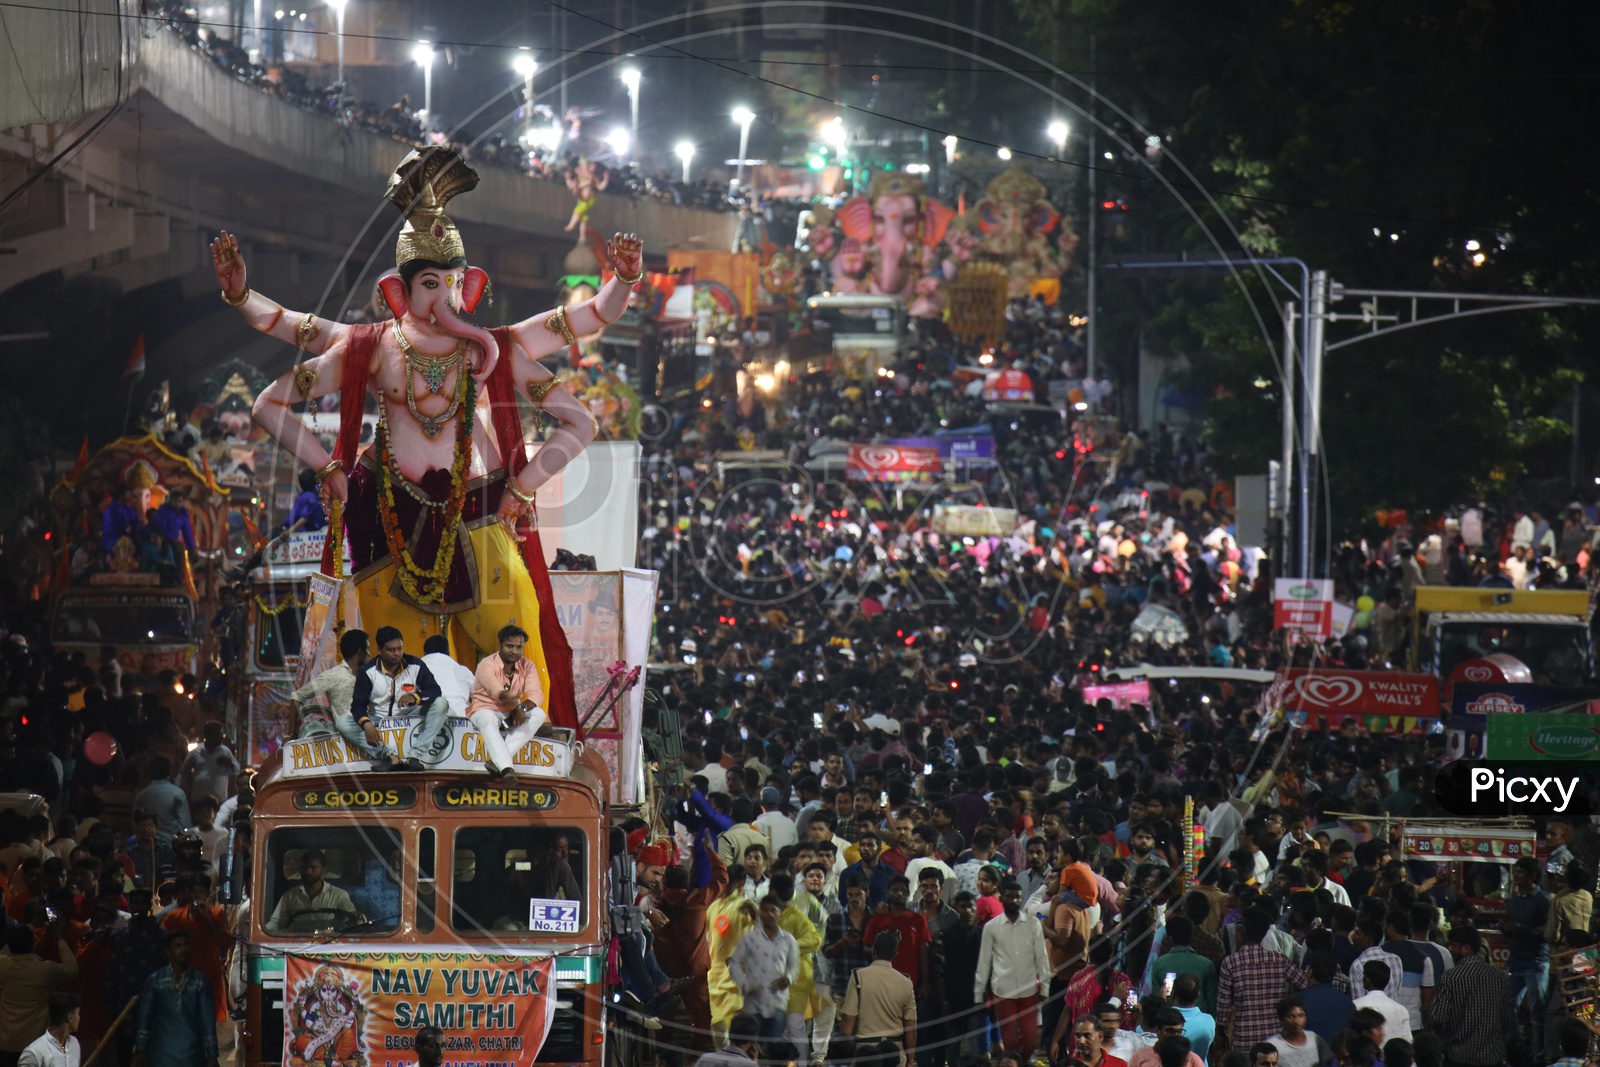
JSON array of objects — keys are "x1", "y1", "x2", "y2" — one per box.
[
  {"x1": 1060, "y1": 1012, "x2": 1129, "y2": 1067},
  {"x1": 862, "y1": 875, "x2": 931, "y2": 985},
  {"x1": 160, "y1": 872, "x2": 232, "y2": 1022},
  {"x1": 72, "y1": 902, "x2": 119, "y2": 1051}
]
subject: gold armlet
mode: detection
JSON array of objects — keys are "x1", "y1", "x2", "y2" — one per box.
[
  {"x1": 222, "y1": 287, "x2": 251, "y2": 308},
  {"x1": 292, "y1": 363, "x2": 319, "y2": 397},
  {"x1": 544, "y1": 305, "x2": 577, "y2": 347},
  {"x1": 527, "y1": 375, "x2": 562, "y2": 406},
  {"x1": 294, "y1": 313, "x2": 320, "y2": 349}
]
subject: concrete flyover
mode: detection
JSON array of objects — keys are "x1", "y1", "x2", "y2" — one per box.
[{"x1": 0, "y1": 1, "x2": 736, "y2": 308}]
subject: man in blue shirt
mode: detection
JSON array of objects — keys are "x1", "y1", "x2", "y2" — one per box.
[
  {"x1": 281, "y1": 469, "x2": 327, "y2": 534},
  {"x1": 1298, "y1": 952, "x2": 1356, "y2": 1047},
  {"x1": 1171, "y1": 973, "x2": 1217, "y2": 1063},
  {"x1": 136, "y1": 929, "x2": 218, "y2": 1067},
  {"x1": 1502, "y1": 856, "x2": 1551, "y2": 1057},
  {"x1": 841, "y1": 828, "x2": 894, "y2": 909}
]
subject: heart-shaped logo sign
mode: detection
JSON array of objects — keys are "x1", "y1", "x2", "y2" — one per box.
[
  {"x1": 1462, "y1": 665, "x2": 1493, "y2": 682},
  {"x1": 857, "y1": 446, "x2": 900, "y2": 468},
  {"x1": 1292, "y1": 676, "x2": 1362, "y2": 708}
]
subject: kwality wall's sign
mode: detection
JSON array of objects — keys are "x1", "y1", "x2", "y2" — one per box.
[
  {"x1": 846, "y1": 443, "x2": 942, "y2": 482},
  {"x1": 1273, "y1": 579, "x2": 1334, "y2": 639},
  {"x1": 886, "y1": 435, "x2": 996, "y2": 462},
  {"x1": 1277, "y1": 668, "x2": 1440, "y2": 730}
]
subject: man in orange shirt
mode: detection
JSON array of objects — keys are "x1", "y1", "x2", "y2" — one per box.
[
  {"x1": 466, "y1": 624, "x2": 548, "y2": 784},
  {"x1": 160, "y1": 873, "x2": 232, "y2": 1023}
]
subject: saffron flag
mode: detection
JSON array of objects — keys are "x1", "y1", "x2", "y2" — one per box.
[{"x1": 122, "y1": 336, "x2": 146, "y2": 381}]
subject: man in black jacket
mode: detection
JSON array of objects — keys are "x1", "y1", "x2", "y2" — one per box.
[{"x1": 350, "y1": 625, "x2": 449, "y2": 770}]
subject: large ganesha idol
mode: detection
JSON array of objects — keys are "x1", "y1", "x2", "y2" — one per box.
[
  {"x1": 969, "y1": 164, "x2": 1078, "y2": 301},
  {"x1": 806, "y1": 172, "x2": 956, "y2": 318}
]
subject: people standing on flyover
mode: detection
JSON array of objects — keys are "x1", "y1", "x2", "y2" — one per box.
[{"x1": 466, "y1": 624, "x2": 550, "y2": 784}]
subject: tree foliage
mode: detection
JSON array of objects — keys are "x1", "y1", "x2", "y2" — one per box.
[{"x1": 1013, "y1": 0, "x2": 1600, "y2": 526}]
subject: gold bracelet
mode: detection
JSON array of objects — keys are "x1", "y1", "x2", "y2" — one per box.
[
  {"x1": 614, "y1": 265, "x2": 644, "y2": 286},
  {"x1": 544, "y1": 305, "x2": 577, "y2": 347},
  {"x1": 506, "y1": 480, "x2": 536, "y2": 506},
  {"x1": 527, "y1": 375, "x2": 562, "y2": 406},
  {"x1": 222, "y1": 287, "x2": 251, "y2": 307},
  {"x1": 315, "y1": 457, "x2": 345, "y2": 484}
]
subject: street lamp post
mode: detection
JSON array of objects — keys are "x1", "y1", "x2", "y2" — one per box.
[
  {"x1": 620, "y1": 68, "x2": 640, "y2": 164},
  {"x1": 412, "y1": 41, "x2": 434, "y2": 136},
  {"x1": 1047, "y1": 120, "x2": 1068, "y2": 159},
  {"x1": 732, "y1": 107, "x2": 755, "y2": 190},
  {"x1": 513, "y1": 51, "x2": 537, "y2": 143},
  {"x1": 329, "y1": 0, "x2": 346, "y2": 108},
  {"x1": 675, "y1": 141, "x2": 695, "y2": 184}
]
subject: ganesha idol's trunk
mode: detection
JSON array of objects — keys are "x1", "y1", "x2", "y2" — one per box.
[
  {"x1": 430, "y1": 300, "x2": 500, "y2": 384},
  {"x1": 876, "y1": 241, "x2": 913, "y2": 299}
]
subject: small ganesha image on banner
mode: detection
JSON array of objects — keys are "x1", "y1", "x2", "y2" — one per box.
[{"x1": 287, "y1": 963, "x2": 368, "y2": 1067}]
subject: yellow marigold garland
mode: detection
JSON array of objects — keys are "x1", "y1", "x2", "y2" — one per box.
[{"x1": 375, "y1": 367, "x2": 475, "y2": 605}]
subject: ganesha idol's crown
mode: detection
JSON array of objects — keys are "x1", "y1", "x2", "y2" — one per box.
[
  {"x1": 866, "y1": 170, "x2": 926, "y2": 201},
  {"x1": 384, "y1": 146, "x2": 480, "y2": 268},
  {"x1": 985, "y1": 163, "x2": 1048, "y2": 205}
]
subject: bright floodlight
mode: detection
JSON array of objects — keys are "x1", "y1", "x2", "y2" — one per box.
[
  {"x1": 820, "y1": 117, "x2": 846, "y2": 148},
  {"x1": 621, "y1": 67, "x2": 640, "y2": 91},
  {"x1": 328, "y1": 0, "x2": 345, "y2": 11},
  {"x1": 732, "y1": 106, "x2": 756, "y2": 127},
  {"x1": 997, "y1": 146, "x2": 1012, "y2": 160},
  {"x1": 675, "y1": 141, "x2": 695, "y2": 162},
  {"x1": 412, "y1": 41, "x2": 434, "y2": 67},
  {"x1": 1047, "y1": 120, "x2": 1069, "y2": 148},
  {"x1": 513, "y1": 52, "x2": 537, "y2": 78},
  {"x1": 606, "y1": 127, "x2": 631, "y2": 157}
]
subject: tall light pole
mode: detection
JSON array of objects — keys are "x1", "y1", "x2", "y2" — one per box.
[
  {"x1": 620, "y1": 67, "x2": 640, "y2": 164},
  {"x1": 411, "y1": 41, "x2": 434, "y2": 136},
  {"x1": 513, "y1": 50, "x2": 537, "y2": 136},
  {"x1": 732, "y1": 106, "x2": 755, "y2": 190},
  {"x1": 675, "y1": 141, "x2": 695, "y2": 183},
  {"x1": 1047, "y1": 120, "x2": 1068, "y2": 159},
  {"x1": 328, "y1": 0, "x2": 346, "y2": 106}
]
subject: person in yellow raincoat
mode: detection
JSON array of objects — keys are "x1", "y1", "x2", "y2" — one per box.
[
  {"x1": 708, "y1": 874, "x2": 758, "y2": 1047},
  {"x1": 773, "y1": 874, "x2": 825, "y2": 1051}
]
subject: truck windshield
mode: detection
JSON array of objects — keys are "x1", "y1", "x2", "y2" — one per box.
[
  {"x1": 451, "y1": 826, "x2": 586, "y2": 936},
  {"x1": 51, "y1": 595, "x2": 193, "y2": 645},
  {"x1": 255, "y1": 592, "x2": 304, "y2": 669},
  {"x1": 1437, "y1": 622, "x2": 1590, "y2": 687},
  {"x1": 263, "y1": 826, "x2": 404, "y2": 937},
  {"x1": 812, "y1": 303, "x2": 899, "y2": 336}
]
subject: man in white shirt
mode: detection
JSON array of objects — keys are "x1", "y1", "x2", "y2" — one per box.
[
  {"x1": 754, "y1": 787, "x2": 798, "y2": 854},
  {"x1": 974, "y1": 880, "x2": 1051, "y2": 1055},
  {"x1": 421, "y1": 635, "x2": 476, "y2": 717},
  {"x1": 18, "y1": 993, "x2": 80, "y2": 1067},
  {"x1": 1350, "y1": 961, "x2": 1412, "y2": 1044},
  {"x1": 178, "y1": 722, "x2": 239, "y2": 808}
]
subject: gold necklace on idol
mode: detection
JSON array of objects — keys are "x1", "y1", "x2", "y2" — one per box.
[{"x1": 392, "y1": 320, "x2": 465, "y2": 439}]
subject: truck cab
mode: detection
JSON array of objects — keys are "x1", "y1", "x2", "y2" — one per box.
[
  {"x1": 806, "y1": 293, "x2": 908, "y2": 379},
  {"x1": 1412, "y1": 587, "x2": 1593, "y2": 685}
]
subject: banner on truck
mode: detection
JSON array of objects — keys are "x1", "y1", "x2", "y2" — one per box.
[{"x1": 283, "y1": 953, "x2": 557, "y2": 1067}]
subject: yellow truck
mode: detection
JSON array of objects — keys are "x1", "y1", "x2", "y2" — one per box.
[{"x1": 1410, "y1": 586, "x2": 1592, "y2": 685}]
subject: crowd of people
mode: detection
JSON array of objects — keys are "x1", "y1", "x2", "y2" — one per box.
[{"x1": 607, "y1": 298, "x2": 1600, "y2": 1067}]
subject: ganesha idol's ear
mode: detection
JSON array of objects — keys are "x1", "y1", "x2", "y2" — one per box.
[
  {"x1": 377, "y1": 274, "x2": 409, "y2": 319},
  {"x1": 461, "y1": 267, "x2": 490, "y2": 313},
  {"x1": 921, "y1": 199, "x2": 956, "y2": 246}
]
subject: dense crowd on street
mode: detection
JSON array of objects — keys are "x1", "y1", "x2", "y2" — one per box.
[{"x1": 612, "y1": 299, "x2": 1600, "y2": 1067}]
